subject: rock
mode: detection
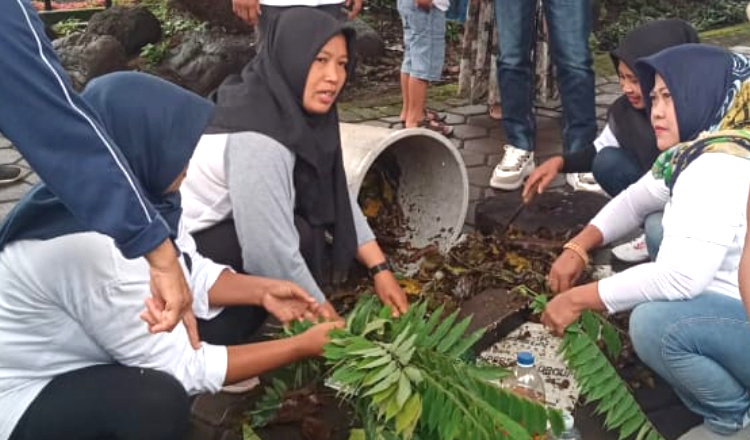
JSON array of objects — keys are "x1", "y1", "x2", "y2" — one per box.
[
  {"x1": 169, "y1": 0, "x2": 253, "y2": 34},
  {"x1": 160, "y1": 30, "x2": 256, "y2": 96},
  {"x1": 87, "y1": 6, "x2": 162, "y2": 56},
  {"x1": 347, "y1": 18, "x2": 384, "y2": 61},
  {"x1": 53, "y1": 33, "x2": 128, "y2": 90}
]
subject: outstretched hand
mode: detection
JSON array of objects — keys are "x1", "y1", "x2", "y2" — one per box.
[
  {"x1": 523, "y1": 156, "x2": 564, "y2": 202},
  {"x1": 260, "y1": 281, "x2": 322, "y2": 324},
  {"x1": 373, "y1": 270, "x2": 409, "y2": 317},
  {"x1": 232, "y1": 0, "x2": 261, "y2": 25}
]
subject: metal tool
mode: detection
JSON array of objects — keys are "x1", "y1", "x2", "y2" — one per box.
[{"x1": 497, "y1": 181, "x2": 539, "y2": 236}]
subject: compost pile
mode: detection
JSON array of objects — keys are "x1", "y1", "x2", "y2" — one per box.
[{"x1": 349, "y1": 157, "x2": 570, "y2": 312}]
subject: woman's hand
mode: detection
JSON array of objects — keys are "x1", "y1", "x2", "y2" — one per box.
[
  {"x1": 540, "y1": 291, "x2": 584, "y2": 336},
  {"x1": 548, "y1": 249, "x2": 587, "y2": 293},
  {"x1": 373, "y1": 271, "x2": 409, "y2": 317},
  {"x1": 300, "y1": 321, "x2": 345, "y2": 356},
  {"x1": 523, "y1": 156, "x2": 563, "y2": 201},
  {"x1": 260, "y1": 281, "x2": 320, "y2": 324}
]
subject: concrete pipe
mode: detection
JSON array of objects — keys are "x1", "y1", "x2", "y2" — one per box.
[{"x1": 340, "y1": 123, "x2": 469, "y2": 274}]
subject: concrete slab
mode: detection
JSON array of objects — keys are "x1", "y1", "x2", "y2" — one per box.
[
  {"x1": 464, "y1": 137, "x2": 500, "y2": 155},
  {"x1": 460, "y1": 149, "x2": 487, "y2": 167},
  {"x1": 448, "y1": 104, "x2": 488, "y2": 116}
]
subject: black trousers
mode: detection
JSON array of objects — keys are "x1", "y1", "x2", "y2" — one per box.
[{"x1": 9, "y1": 365, "x2": 190, "y2": 440}]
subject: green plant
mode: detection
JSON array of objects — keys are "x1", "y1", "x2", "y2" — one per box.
[
  {"x1": 52, "y1": 18, "x2": 85, "y2": 37},
  {"x1": 138, "y1": 0, "x2": 206, "y2": 65},
  {"x1": 527, "y1": 288, "x2": 666, "y2": 440},
  {"x1": 248, "y1": 295, "x2": 564, "y2": 439}
]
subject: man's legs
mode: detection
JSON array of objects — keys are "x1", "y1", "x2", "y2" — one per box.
[
  {"x1": 630, "y1": 295, "x2": 750, "y2": 435},
  {"x1": 544, "y1": 0, "x2": 597, "y2": 154},
  {"x1": 494, "y1": 0, "x2": 535, "y2": 151}
]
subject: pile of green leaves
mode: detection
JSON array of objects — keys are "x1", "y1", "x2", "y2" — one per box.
[{"x1": 249, "y1": 295, "x2": 563, "y2": 440}]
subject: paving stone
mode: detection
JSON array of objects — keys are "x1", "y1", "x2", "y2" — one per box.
[
  {"x1": 486, "y1": 153, "x2": 503, "y2": 168},
  {"x1": 0, "y1": 181, "x2": 32, "y2": 203},
  {"x1": 451, "y1": 137, "x2": 464, "y2": 149},
  {"x1": 596, "y1": 93, "x2": 620, "y2": 107},
  {"x1": 465, "y1": 200, "x2": 478, "y2": 225},
  {"x1": 380, "y1": 115, "x2": 402, "y2": 124},
  {"x1": 443, "y1": 97, "x2": 471, "y2": 107},
  {"x1": 464, "y1": 136, "x2": 500, "y2": 154},
  {"x1": 535, "y1": 108, "x2": 561, "y2": 119},
  {"x1": 596, "y1": 105, "x2": 608, "y2": 120},
  {"x1": 599, "y1": 81, "x2": 622, "y2": 94},
  {"x1": 452, "y1": 124, "x2": 488, "y2": 141},
  {"x1": 536, "y1": 98, "x2": 561, "y2": 111},
  {"x1": 442, "y1": 112, "x2": 466, "y2": 125},
  {"x1": 361, "y1": 120, "x2": 391, "y2": 129},
  {"x1": 0, "y1": 148, "x2": 21, "y2": 164},
  {"x1": 466, "y1": 164, "x2": 494, "y2": 187},
  {"x1": 467, "y1": 114, "x2": 502, "y2": 129},
  {"x1": 488, "y1": 127, "x2": 506, "y2": 142},
  {"x1": 595, "y1": 75, "x2": 609, "y2": 86},
  {"x1": 469, "y1": 184, "x2": 483, "y2": 202},
  {"x1": 0, "y1": 137, "x2": 10, "y2": 149},
  {"x1": 447, "y1": 104, "x2": 488, "y2": 116},
  {"x1": 730, "y1": 45, "x2": 750, "y2": 56},
  {"x1": 24, "y1": 172, "x2": 40, "y2": 185},
  {"x1": 460, "y1": 149, "x2": 486, "y2": 167}
]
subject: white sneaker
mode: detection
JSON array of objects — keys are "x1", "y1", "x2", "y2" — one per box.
[
  {"x1": 221, "y1": 377, "x2": 260, "y2": 394},
  {"x1": 566, "y1": 172, "x2": 606, "y2": 195},
  {"x1": 611, "y1": 233, "x2": 649, "y2": 263},
  {"x1": 679, "y1": 424, "x2": 750, "y2": 439},
  {"x1": 489, "y1": 145, "x2": 535, "y2": 190}
]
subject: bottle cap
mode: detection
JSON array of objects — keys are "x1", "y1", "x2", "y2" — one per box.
[
  {"x1": 517, "y1": 351, "x2": 534, "y2": 367},
  {"x1": 562, "y1": 411, "x2": 575, "y2": 431}
]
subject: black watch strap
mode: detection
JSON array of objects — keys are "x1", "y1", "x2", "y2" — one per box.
[{"x1": 368, "y1": 261, "x2": 392, "y2": 277}]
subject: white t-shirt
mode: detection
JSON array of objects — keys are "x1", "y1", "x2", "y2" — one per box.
[
  {"x1": 0, "y1": 225, "x2": 229, "y2": 440},
  {"x1": 590, "y1": 153, "x2": 749, "y2": 312}
]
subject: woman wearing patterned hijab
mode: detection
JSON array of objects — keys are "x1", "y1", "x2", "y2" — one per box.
[{"x1": 541, "y1": 44, "x2": 750, "y2": 439}]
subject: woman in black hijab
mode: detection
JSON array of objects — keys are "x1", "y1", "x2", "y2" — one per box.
[{"x1": 181, "y1": 7, "x2": 408, "y2": 318}]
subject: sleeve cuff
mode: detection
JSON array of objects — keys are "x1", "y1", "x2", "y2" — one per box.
[
  {"x1": 193, "y1": 265, "x2": 232, "y2": 320},
  {"x1": 116, "y1": 215, "x2": 171, "y2": 259},
  {"x1": 201, "y1": 343, "x2": 228, "y2": 393}
]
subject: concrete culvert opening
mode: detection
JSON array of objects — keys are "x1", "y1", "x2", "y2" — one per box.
[{"x1": 340, "y1": 123, "x2": 469, "y2": 275}]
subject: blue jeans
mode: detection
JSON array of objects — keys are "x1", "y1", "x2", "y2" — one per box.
[
  {"x1": 494, "y1": 0, "x2": 596, "y2": 153},
  {"x1": 630, "y1": 294, "x2": 750, "y2": 435},
  {"x1": 592, "y1": 147, "x2": 643, "y2": 197},
  {"x1": 644, "y1": 211, "x2": 663, "y2": 261}
]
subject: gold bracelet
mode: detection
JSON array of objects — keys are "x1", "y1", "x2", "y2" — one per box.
[{"x1": 563, "y1": 242, "x2": 589, "y2": 266}]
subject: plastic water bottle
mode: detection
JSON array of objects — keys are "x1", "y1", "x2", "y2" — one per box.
[
  {"x1": 507, "y1": 351, "x2": 546, "y2": 403},
  {"x1": 549, "y1": 411, "x2": 582, "y2": 440}
]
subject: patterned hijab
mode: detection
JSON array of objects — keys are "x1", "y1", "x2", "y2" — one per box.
[{"x1": 636, "y1": 44, "x2": 750, "y2": 190}]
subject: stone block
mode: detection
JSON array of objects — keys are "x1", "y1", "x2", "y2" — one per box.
[
  {"x1": 463, "y1": 137, "x2": 499, "y2": 154},
  {"x1": 457, "y1": 288, "x2": 529, "y2": 353},
  {"x1": 448, "y1": 104, "x2": 488, "y2": 116},
  {"x1": 468, "y1": 185, "x2": 483, "y2": 202},
  {"x1": 466, "y1": 165, "x2": 494, "y2": 187},
  {"x1": 460, "y1": 150, "x2": 486, "y2": 167},
  {"x1": 442, "y1": 112, "x2": 466, "y2": 125},
  {"x1": 0, "y1": 181, "x2": 32, "y2": 203},
  {"x1": 474, "y1": 187, "x2": 609, "y2": 235},
  {"x1": 0, "y1": 149, "x2": 21, "y2": 164},
  {"x1": 452, "y1": 124, "x2": 488, "y2": 141},
  {"x1": 467, "y1": 114, "x2": 501, "y2": 129}
]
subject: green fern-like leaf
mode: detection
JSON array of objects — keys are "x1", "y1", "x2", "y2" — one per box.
[{"x1": 562, "y1": 330, "x2": 665, "y2": 440}]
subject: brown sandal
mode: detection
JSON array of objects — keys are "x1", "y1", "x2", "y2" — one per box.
[
  {"x1": 400, "y1": 109, "x2": 447, "y2": 127},
  {"x1": 417, "y1": 117, "x2": 454, "y2": 136}
]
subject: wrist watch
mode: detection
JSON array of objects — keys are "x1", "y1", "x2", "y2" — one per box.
[{"x1": 368, "y1": 260, "x2": 392, "y2": 277}]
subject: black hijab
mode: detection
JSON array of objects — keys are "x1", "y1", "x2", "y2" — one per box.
[
  {"x1": 206, "y1": 7, "x2": 357, "y2": 285},
  {"x1": 0, "y1": 72, "x2": 214, "y2": 251},
  {"x1": 606, "y1": 19, "x2": 699, "y2": 169}
]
